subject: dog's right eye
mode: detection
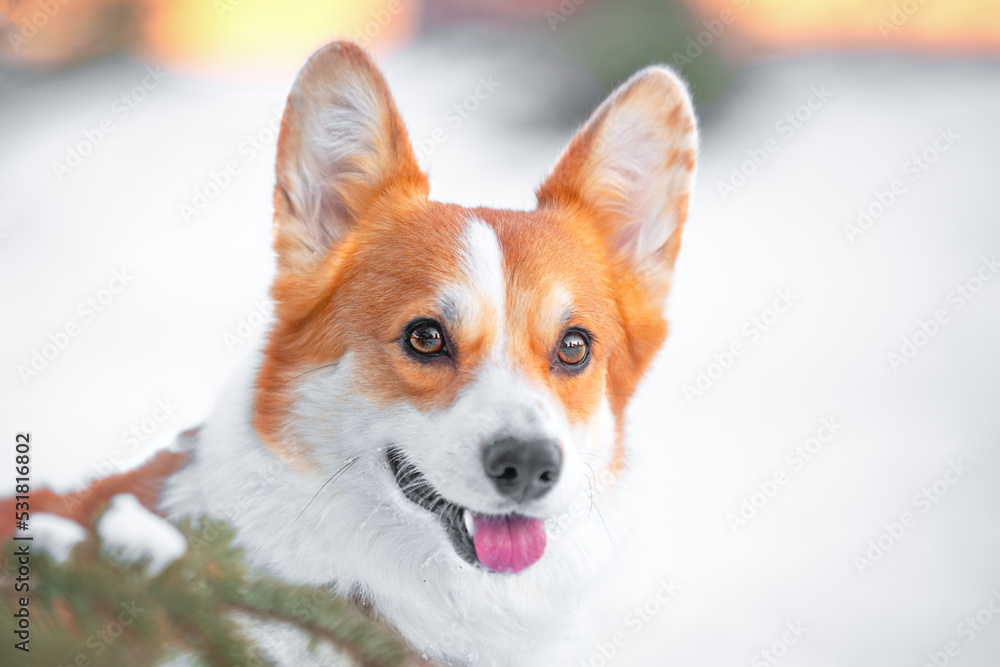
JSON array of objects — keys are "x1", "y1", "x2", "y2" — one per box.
[{"x1": 405, "y1": 321, "x2": 448, "y2": 357}]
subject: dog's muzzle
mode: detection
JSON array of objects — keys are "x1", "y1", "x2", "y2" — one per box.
[{"x1": 386, "y1": 446, "x2": 552, "y2": 574}]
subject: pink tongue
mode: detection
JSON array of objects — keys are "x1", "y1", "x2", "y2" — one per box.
[{"x1": 472, "y1": 514, "x2": 546, "y2": 574}]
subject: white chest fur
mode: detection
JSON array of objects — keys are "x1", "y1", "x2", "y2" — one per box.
[{"x1": 160, "y1": 362, "x2": 621, "y2": 666}]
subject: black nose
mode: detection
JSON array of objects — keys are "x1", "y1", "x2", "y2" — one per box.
[{"x1": 482, "y1": 437, "x2": 562, "y2": 503}]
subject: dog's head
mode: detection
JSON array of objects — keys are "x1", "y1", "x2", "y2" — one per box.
[{"x1": 254, "y1": 42, "x2": 696, "y2": 575}]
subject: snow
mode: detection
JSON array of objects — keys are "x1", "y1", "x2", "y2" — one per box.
[
  {"x1": 31, "y1": 513, "x2": 87, "y2": 562},
  {"x1": 97, "y1": 494, "x2": 187, "y2": 574}
]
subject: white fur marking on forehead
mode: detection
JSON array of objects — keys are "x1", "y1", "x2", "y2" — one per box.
[
  {"x1": 459, "y1": 218, "x2": 505, "y2": 312},
  {"x1": 438, "y1": 218, "x2": 507, "y2": 338}
]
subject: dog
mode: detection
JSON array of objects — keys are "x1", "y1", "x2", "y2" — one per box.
[{"x1": 14, "y1": 41, "x2": 697, "y2": 666}]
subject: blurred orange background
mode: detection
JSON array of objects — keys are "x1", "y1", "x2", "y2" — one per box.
[{"x1": 2, "y1": 0, "x2": 999, "y2": 75}]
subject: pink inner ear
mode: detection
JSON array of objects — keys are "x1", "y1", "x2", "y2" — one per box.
[
  {"x1": 589, "y1": 110, "x2": 692, "y2": 265},
  {"x1": 279, "y1": 78, "x2": 387, "y2": 251},
  {"x1": 538, "y1": 66, "x2": 697, "y2": 275},
  {"x1": 272, "y1": 41, "x2": 428, "y2": 274}
]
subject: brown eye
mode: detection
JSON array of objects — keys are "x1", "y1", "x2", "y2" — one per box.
[
  {"x1": 557, "y1": 330, "x2": 589, "y2": 366},
  {"x1": 406, "y1": 321, "x2": 447, "y2": 356}
]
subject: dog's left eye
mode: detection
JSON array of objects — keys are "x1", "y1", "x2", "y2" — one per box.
[
  {"x1": 557, "y1": 330, "x2": 590, "y2": 367},
  {"x1": 405, "y1": 321, "x2": 447, "y2": 356}
]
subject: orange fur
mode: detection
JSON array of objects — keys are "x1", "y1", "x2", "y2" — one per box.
[{"x1": 0, "y1": 449, "x2": 190, "y2": 543}]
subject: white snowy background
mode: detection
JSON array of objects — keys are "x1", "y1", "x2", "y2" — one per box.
[{"x1": 2, "y1": 28, "x2": 1000, "y2": 667}]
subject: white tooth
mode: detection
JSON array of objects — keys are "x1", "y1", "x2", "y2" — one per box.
[{"x1": 463, "y1": 510, "x2": 475, "y2": 537}]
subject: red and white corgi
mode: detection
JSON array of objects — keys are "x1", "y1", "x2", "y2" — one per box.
[{"x1": 15, "y1": 41, "x2": 697, "y2": 665}]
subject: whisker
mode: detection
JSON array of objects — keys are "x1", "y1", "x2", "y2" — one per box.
[
  {"x1": 282, "y1": 455, "x2": 360, "y2": 537},
  {"x1": 592, "y1": 501, "x2": 615, "y2": 553},
  {"x1": 579, "y1": 461, "x2": 615, "y2": 552},
  {"x1": 582, "y1": 463, "x2": 598, "y2": 523}
]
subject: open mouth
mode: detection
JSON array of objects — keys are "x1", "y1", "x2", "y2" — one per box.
[{"x1": 386, "y1": 448, "x2": 547, "y2": 574}]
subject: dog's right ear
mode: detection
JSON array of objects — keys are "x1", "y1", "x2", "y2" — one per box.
[{"x1": 273, "y1": 41, "x2": 427, "y2": 274}]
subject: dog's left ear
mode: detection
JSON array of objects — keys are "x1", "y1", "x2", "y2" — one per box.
[
  {"x1": 537, "y1": 66, "x2": 697, "y2": 293},
  {"x1": 273, "y1": 41, "x2": 428, "y2": 275}
]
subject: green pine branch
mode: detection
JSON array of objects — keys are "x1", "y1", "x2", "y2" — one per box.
[{"x1": 0, "y1": 514, "x2": 418, "y2": 667}]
